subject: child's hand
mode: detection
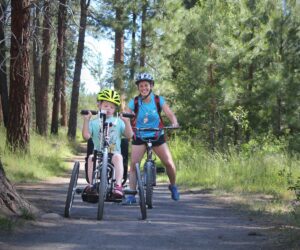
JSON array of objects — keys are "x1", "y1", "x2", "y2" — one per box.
[
  {"x1": 120, "y1": 113, "x2": 134, "y2": 122},
  {"x1": 120, "y1": 113, "x2": 129, "y2": 123},
  {"x1": 82, "y1": 110, "x2": 92, "y2": 121}
]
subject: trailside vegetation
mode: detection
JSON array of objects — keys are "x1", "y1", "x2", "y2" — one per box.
[{"x1": 0, "y1": 0, "x2": 299, "y2": 223}]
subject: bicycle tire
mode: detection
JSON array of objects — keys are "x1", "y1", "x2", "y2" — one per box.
[
  {"x1": 144, "y1": 161, "x2": 154, "y2": 209},
  {"x1": 64, "y1": 161, "x2": 80, "y2": 218},
  {"x1": 136, "y1": 163, "x2": 147, "y2": 220},
  {"x1": 97, "y1": 152, "x2": 108, "y2": 220}
]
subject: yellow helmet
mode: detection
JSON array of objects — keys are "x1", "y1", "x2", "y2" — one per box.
[{"x1": 97, "y1": 89, "x2": 121, "y2": 106}]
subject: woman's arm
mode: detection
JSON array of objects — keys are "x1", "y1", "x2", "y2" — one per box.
[{"x1": 162, "y1": 103, "x2": 179, "y2": 127}]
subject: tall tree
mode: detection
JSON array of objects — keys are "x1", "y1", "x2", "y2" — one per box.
[
  {"x1": 36, "y1": 0, "x2": 52, "y2": 136},
  {"x1": 113, "y1": 6, "x2": 125, "y2": 93},
  {"x1": 0, "y1": 1, "x2": 9, "y2": 127},
  {"x1": 60, "y1": 38, "x2": 68, "y2": 127},
  {"x1": 51, "y1": 0, "x2": 68, "y2": 134},
  {"x1": 129, "y1": 8, "x2": 137, "y2": 82},
  {"x1": 139, "y1": 1, "x2": 147, "y2": 67},
  {"x1": 7, "y1": 0, "x2": 31, "y2": 152},
  {"x1": 68, "y1": 0, "x2": 90, "y2": 139},
  {"x1": 32, "y1": 2, "x2": 41, "y2": 133}
]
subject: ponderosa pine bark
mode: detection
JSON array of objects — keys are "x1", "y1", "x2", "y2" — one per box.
[
  {"x1": 6, "y1": 0, "x2": 31, "y2": 152},
  {"x1": 68, "y1": 0, "x2": 90, "y2": 139}
]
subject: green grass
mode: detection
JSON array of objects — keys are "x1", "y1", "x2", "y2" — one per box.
[
  {"x1": 0, "y1": 126, "x2": 73, "y2": 182},
  {"x1": 169, "y1": 135, "x2": 300, "y2": 197},
  {"x1": 165, "y1": 134, "x2": 300, "y2": 224},
  {"x1": 0, "y1": 216, "x2": 17, "y2": 231}
]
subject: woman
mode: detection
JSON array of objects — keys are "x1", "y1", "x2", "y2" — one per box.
[{"x1": 126, "y1": 73, "x2": 180, "y2": 204}]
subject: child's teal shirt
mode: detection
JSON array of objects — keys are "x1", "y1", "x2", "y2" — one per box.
[{"x1": 89, "y1": 116, "x2": 125, "y2": 153}]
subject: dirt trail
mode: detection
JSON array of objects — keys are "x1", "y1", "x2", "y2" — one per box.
[{"x1": 0, "y1": 153, "x2": 287, "y2": 250}]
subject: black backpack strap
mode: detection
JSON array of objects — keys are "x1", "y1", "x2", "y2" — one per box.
[
  {"x1": 134, "y1": 96, "x2": 139, "y2": 115},
  {"x1": 132, "y1": 96, "x2": 139, "y2": 139},
  {"x1": 155, "y1": 95, "x2": 164, "y2": 128}
]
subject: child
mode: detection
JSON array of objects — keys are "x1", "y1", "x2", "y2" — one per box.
[{"x1": 82, "y1": 89, "x2": 133, "y2": 198}]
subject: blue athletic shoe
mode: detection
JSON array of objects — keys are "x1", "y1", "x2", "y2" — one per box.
[
  {"x1": 124, "y1": 195, "x2": 137, "y2": 205},
  {"x1": 168, "y1": 185, "x2": 180, "y2": 201}
]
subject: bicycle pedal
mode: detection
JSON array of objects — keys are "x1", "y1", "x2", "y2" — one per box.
[{"x1": 124, "y1": 189, "x2": 137, "y2": 195}]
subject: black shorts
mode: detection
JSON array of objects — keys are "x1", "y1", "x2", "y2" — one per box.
[{"x1": 132, "y1": 134, "x2": 165, "y2": 147}]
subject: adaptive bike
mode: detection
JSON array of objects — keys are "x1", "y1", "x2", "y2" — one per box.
[
  {"x1": 64, "y1": 110, "x2": 146, "y2": 220},
  {"x1": 134, "y1": 126, "x2": 179, "y2": 209}
]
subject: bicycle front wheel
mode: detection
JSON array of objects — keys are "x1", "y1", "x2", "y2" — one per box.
[
  {"x1": 144, "y1": 161, "x2": 154, "y2": 209},
  {"x1": 136, "y1": 163, "x2": 147, "y2": 220},
  {"x1": 97, "y1": 153, "x2": 108, "y2": 220},
  {"x1": 64, "y1": 161, "x2": 80, "y2": 218}
]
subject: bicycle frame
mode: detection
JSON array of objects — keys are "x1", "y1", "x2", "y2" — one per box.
[
  {"x1": 65, "y1": 110, "x2": 146, "y2": 220},
  {"x1": 134, "y1": 126, "x2": 179, "y2": 209}
]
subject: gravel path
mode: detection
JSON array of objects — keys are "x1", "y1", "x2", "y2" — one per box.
[{"x1": 0, "y1": 155, "x2": 284, "y2": 250}]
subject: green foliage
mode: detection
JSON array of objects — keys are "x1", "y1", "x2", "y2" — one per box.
[
  {"x1": 146, "y1": 0, "x2": 300, "y2": 153},
  {"x1": 288, "y1": 176, "x2": 300, "y2": 201},
  {"x1": 168, "y1": 133, "x2": 300, "y2": 200},
  {"x1": 0, "y1": 126, "x2": 72, "y2": 182},
  {"x1": 20, "y1": 208, "x2": 35, "y2": 220},
  {"x1": 0, "y1": 217, "x2": 16, "y2": 231}
]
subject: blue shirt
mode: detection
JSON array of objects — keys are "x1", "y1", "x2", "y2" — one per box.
[
  {"x1": 128, "y1": 93, "x2": 165, "y2": 138},
  {"x1": 89, "y1": 116, "x2": 125, "y2": 153}
]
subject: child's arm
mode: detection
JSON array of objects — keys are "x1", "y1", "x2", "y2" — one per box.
[{"x1": 82, "y1": 112, "x2": 92, "y2": 140}]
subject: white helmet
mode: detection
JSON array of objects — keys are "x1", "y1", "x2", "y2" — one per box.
[{"x1": 135, "y1": 72, "x2": 154, "y2": 85}]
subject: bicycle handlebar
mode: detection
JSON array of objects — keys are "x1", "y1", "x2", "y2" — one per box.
[
  {"x1": 122, "y1": 113, "x2": 135, "y2": 119},
  {"x1": 134, "y1": 126, "x2": 180, "y2": 132},
  {"x1": 80, "y1": 110, "x2": 98, "y2": 115},
  {"x1": 80, "y1": 110, "x2": 135, "y2": 119}
]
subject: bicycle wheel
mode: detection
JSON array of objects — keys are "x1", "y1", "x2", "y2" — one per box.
[
  {"x1": 144, "y1": 161, "x2": 154, "y2": 209},
  {"x1": 97, "y1": 152, "x2": 108, "y2": 220},
  {"x1": 136, "y1": 163, "x2": 147, "y2": 220},
  {"x1": 64, "y1": 161, "x2": 80, "y2": 218}
]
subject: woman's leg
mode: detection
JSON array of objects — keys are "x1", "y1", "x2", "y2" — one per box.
[
  {"x1": 129, "y1": 144, "x2": 146, "y2": 190},
  {"x1": 153, "y1": 143, "x2": 176, "y2": 185}
]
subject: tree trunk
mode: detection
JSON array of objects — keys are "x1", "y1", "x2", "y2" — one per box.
[
  {"x1": 0, "y1": 2, "x2": 9, "y2": 128},
  {"x1": 7, "y1": 0, "x2": 31, "y2": 152},
  {"x1": 114, "y1": 7, "x2": 124, "y2": 94},
  {"x1": 0, "y1": 160, "x2": 37, "y2": 216},
  {"x1": 60, "y1": 4, "x2": 68, "y2": 127},
  {"x1": 60, "y1": 62, "x2": 68, "y2": 127},
  {"x1": 0, "y1": 95, "x2": 2, "y2": 125},
  {"x1": 129, "y1": 11, "x2": 137, "y2": 83},
  {"x1": 36, "y1": 0, "x2": 52, "y2": 136},
  {"x1": 245, "y1": 62, "x2": 253, "y2": 142},
  {"x1": 68, "y1": 0, "x2": 90, "y2": 139},
  {"x1": 208, "y1": 62, "x2": 216, "y2": 152},
  {"x1": 32, "y1": 2, "x2": 41, "y2": 133},
  {"x1": 275, "y1": 95, "x2": 282, "y2": 136},
  {"x1": 51, "y1": 0, "x2": 68, "y2": 134},
  {"x1": 139, "y1": 2, "x2": 147, "y2": 67}
]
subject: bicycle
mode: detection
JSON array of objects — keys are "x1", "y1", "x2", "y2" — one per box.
[
  {"x1": 64, "y1": 110, "x2": 147, "y2": 220},
  {"x1": 134, "y1": 126, "x2": 179, "y2": 209}
]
